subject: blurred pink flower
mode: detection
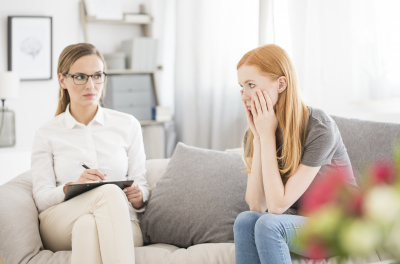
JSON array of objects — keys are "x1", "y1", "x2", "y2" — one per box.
[
  {"x1": 307, "y1": 239, "x2": 329, "y2": 259},
  {"x1": 344, "y1": 191, "x2": 363, "y2": 217},
  {"x1": 298, "y1": 144, "x2": 400, "y2": 260},
  {"x1": 301, "y1": 170, "x2": 348, "y2": 215},
  {"x1": 370, "y1": 160, "x2": 397, "y2": 185}
]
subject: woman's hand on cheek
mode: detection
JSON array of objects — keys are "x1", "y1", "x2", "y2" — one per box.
[
  {"x1": 251, "y1": 89, "x2": 278, "y2": 139},
  {"x1": 242, "y1": 99, "x2": 260, "y2": 139}
]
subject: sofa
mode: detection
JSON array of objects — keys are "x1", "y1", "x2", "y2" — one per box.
[{"x1": 1, "y1": 115, "x2": 400, "y2": 264}]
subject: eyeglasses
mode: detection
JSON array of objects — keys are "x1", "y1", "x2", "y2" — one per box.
[{"x1": 64, "y1": 72, "x2": 107, "y2": 85}]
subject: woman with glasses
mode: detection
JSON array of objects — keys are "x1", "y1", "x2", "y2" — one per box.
[{"x1": 31, "y1": 43, "x2": 149, "y2": 264}]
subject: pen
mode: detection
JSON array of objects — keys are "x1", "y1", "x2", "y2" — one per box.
[
  {"x1": 80, "y1": 162, "x2": 107, "y2": 180},
  {"x1": 79, "y1": 162, "x2": 90, "y2": 169}
]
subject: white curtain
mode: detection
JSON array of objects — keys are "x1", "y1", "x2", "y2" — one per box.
[
  {"x1": 152, "y1": 0, "x2": 400, "y2": 151},
  {"x1": 274, "y1": 0, "x2": 400, "y2": 116},
  {"x1": 172, "y1": 0, "x2": 259, "y2": 150}
]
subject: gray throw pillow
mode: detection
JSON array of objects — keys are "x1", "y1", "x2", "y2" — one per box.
[{"x1": 140, "y1": 142, "x2": 250, "y2": 248}]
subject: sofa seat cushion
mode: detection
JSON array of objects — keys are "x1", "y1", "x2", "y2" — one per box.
[
  {"x1": 135, "y1": 243, "x2": 383, "y2": 264},
  {"x1": 0, "y1": 244, "x2": 387, "y2": 264},
  {"x1": 136, "y1": 243, "x2": 235, "y2": 264}
]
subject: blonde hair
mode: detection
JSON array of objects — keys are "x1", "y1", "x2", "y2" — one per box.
[
  {"x1": 238, "y1": 44, "x2": 309, "y2": 183},
  {"x1": 55, "y1": 43, "x2": 107, "y2": 116}
]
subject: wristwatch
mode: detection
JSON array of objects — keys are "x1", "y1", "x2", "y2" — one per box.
[{"x1": 63, "y1": 182, "x2": 74, "y2": 194}]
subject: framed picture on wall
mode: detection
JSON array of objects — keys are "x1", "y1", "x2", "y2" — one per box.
[{"x1": 8, "y1": 16, "x2": 52, "y2": 81}]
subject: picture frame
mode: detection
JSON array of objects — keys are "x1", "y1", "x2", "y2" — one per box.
[{"x1": 8, "y1": 16, "x2": 52, "y2": 81}]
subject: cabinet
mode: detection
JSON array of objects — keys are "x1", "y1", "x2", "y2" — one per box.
[{"x1": 103, "y1": 73, "x2": 157, "y2": 121}]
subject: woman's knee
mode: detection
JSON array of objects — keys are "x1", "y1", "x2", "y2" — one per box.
[
  {"x1": 254, "y1": 213, "x2": 283, "y2": 237},
  {"x1": 97, "y1": 184, "x2": 124, "y2": 195},
  {"x1": 94, "y1": 184, "x2": 127, "y2": 202},
  {"x1": 234, "y1": 211, "x2": 263, "y2": 233},
  {"x1": 88, "y1": 184, "x2": 131, "y2": 214}
]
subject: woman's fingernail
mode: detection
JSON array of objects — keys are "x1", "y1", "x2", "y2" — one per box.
[{"x1": 124, "y1": 189, "x2": 127, "y2": 192}]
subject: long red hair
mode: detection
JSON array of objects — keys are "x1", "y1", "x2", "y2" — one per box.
[{"x1": 238, "y1": 44, "x2": 309, "y2": 182}]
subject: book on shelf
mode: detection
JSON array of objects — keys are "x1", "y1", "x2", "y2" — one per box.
[{"x1": 121, "y1": 38, "x2": 158, "y2": 71}]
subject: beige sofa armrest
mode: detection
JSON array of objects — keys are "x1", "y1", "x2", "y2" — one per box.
[{"x1": 145, "y1": 159, "x2": 171, "y2": 193}]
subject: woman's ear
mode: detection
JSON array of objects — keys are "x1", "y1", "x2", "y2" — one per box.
[
  {"x1": 58, "y1": 72, "x2": 67, "y2": 89},
  {"x1": 278, "y1": 76, "x2": 287, "y2": 93}
]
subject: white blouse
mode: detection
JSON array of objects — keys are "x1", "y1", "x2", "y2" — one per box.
[{"x1": 31, "y1": 104, "x2": 150, "y2": 222}]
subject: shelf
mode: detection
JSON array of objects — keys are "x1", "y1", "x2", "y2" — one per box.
[
  {"x1": 107, "y1": 69, "x2": 156, "y2": 75},
  {"x1": 85, "y1": 15, "x2": 152, "y2": 25},
  {"x1": 79, "y1": 1, "x2": 153, "y2": 41}
]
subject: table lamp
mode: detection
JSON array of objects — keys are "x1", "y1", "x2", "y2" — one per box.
[{"x1": 0, "y1": 72, "x2": 19, "y2": 147}]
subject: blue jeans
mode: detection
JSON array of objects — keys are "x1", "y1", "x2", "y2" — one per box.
[{"x1": 233, "y1": 211, "x2": 309, "y2": 264}]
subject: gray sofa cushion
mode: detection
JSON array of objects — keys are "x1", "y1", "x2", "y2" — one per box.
[
  {"x1": 0, "y1": 171, "x2": 71, "y2": 264},
  {"x1": 140, "y1": 142, "x2": 250, "y2": 248},
  {"x1": 331, "y1": 116, "x2": 400, "y2": 184}
]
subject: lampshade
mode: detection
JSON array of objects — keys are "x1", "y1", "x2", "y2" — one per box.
[{"x1": 0, "y1": 72, "x2": 19, "y2": 99}]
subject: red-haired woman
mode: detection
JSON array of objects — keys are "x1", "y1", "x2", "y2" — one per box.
[{"x1": 233, "y1": 44, "x2": 358, "y2": 263}]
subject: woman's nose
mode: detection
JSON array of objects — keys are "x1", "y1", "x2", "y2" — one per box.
[
  {"x1": 85, "y1": 76, "x2": 95, "y2": 89},
  {"x1": 241, "y1": 90, "x2": 251, "y2": 100}
]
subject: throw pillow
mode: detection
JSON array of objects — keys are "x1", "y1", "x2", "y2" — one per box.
[{"x1": 140, "y1": 142, "x2": 249, "y2": 248}]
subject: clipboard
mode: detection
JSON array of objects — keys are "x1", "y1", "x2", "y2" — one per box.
[{"x1": 64, "y1": 180, "x2": 134, "y2": 202}]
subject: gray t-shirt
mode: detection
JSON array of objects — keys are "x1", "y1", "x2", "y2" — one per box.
[{"x1": 244, "y1": 106, "x2": 359, "y2": 209}]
